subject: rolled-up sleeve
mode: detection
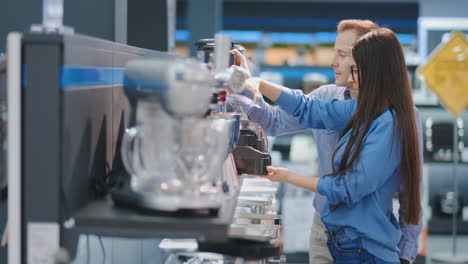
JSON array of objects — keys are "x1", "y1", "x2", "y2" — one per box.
[
  {"x1": 228, "y1": 85, "x2": 342, "y2": 136},
  {"x1": 227, "y1": 90, "x2": 305, "y2": 136},
  {"x1": 316, "y1": 118, "x2": 401, "y2": 207}
]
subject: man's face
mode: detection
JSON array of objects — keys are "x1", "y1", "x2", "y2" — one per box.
[
  {"x1": 331, "y1": 30, "x2": 358, "y2": 87},
  {"x1": 347, "y1": 58, "x2": 359, "y2": 94}
]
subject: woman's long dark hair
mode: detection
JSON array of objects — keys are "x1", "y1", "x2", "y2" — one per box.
[{"x1": 331, "y1": 28, "x2": 421, "y2": 225}]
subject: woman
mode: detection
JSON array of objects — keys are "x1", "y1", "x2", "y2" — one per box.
[{"x1": 239, "y1": 28, "x2": 421, "y2": 263}]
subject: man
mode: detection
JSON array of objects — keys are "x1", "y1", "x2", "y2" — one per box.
[{"x1": 229, "y1": 19, "x2": 422, "y2": 264}]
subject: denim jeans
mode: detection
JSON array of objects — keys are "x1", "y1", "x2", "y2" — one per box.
[{"x1": 326, "y1": 228, "x2": 399, "y2": 264}]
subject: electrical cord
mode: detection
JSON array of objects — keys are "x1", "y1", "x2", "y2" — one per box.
[
  {"x1": 0, "y1": 186, "x2": 6, "y2": 201},
  {"x1": 0, "y1": 55, "x2": 6, "y2": 197},
  {"x1": 97, "y1": 235, "x2": 106, "y2": 264},
  {"x1": 86, "y1": 235, "x2": 90, "y2": 264},
  {"x1": 0, "y1": 56, "x2": 5, "y2": 72},
  {"x1": 91, "y1": 162, "x2": 130, "y2": 199}
]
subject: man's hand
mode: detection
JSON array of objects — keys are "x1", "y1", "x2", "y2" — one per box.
[
  {"x1": 231, "y1": 49, "x2": 251, "y2": 78},
  {"x1": 260, "y1": 166, "x2": 291, "y2": 182}
]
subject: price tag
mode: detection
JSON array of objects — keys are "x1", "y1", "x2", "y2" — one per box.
[{"x1": 27, "y1": 222, "x2": 59, "y2": 264}]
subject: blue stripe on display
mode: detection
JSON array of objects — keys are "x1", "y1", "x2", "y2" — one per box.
[
  {"x1": 269, "y1": 32, "x2": 314, "y2": 44},
  {"x1": 175, "y1": 29, "x2": 414, "y2": 45},
  {"x1": 219, "y1": 30, "x2": 263, "y2": 43},
  {"x1": 396, "y1": 34, "x2": 414, "y2": 45},
  {"x1": 59, "y1": 66, "x2": 336, "y2": 91},
  {"x1": 177, "y1": 30, "x2": 334, "y2": 44},
  {"x1": 315, "y1": 32, "x2": 338, "y2": 44},
  {"x1": 175, "y1": 30, "x2": 190, "y2": 41},
  {"x1": 60, "y1": 66, "x2": 125, "y2": 89}
]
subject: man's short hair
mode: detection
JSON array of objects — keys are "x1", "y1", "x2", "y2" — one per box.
[{"x1": 337, "y1": 20, "x2": 379, "y2": 38}]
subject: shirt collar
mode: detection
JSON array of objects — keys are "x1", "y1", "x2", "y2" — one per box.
[{"x1": 344, "y1": 87, "x2": 352, "y2": 100}]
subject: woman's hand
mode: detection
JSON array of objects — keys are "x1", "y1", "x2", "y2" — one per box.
[
  {"x1": 231, "y1": 49, "x2": 251, "y2": 78},
  {"x1": 261, "y1": 167, "x2": 320, "y2": 192},
  {"x1": 260, "y1": 166, "x2": 291, "y2": 182}
]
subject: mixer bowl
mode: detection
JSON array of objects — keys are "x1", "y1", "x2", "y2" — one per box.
[{"x1": 208, "y1": 112, "x2": 240, "y2": 154}]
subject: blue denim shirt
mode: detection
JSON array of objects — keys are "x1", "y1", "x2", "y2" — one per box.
[{"x1": 227, "y1": 84, "x2": 423, "y2": 260}]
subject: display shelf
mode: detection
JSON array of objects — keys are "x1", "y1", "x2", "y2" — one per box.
[
  {"x1": 198, "y1": 238, "x2": 281, "y2": 260},
  {"x1": 72, "y1": 195, "x2": 238, "y2": 242}
]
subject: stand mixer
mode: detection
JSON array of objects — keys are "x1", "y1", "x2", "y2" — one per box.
[{"x1": 115, "y1": 34, "x2": 246, "y2": 213}]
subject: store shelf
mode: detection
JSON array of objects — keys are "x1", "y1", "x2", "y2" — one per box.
[
  {"x1": 72, "y1": 195, "x2": 238, "y2": 242},
  {"x1": 428, "y1": 218, "x2": 468, "y2": 234},
  {"x1": 198, "y1": 238, "x2": 281, "y2": 260}
]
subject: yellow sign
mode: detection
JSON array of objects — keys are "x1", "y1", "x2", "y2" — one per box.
[{"x1": 417, "y1": 31, "x2": 468, "y2": 116}]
